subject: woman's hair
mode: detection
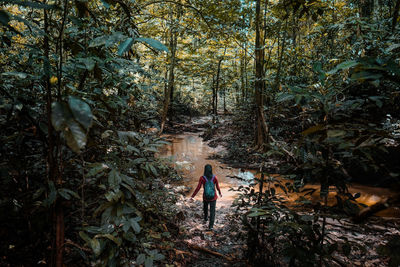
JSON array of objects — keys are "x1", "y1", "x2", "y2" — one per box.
[{"x1": 203, "y1": 164, "x2": 213, "y2": 180}]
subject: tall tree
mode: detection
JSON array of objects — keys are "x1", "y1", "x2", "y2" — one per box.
[{"x1": 254, "y1": 0, "x2": 269, "y2": 147}]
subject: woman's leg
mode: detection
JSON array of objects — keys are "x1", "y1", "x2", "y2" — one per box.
[
  {"x1": 203, "y1": 201, "x2": 208, "y2": 221},
  {"x1": 209, "y1": 200, "x2": 216, "y2": 229}
]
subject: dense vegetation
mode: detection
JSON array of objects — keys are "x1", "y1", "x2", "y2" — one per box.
[{"x1": 1, "y1": 0, "x2": 399, "y2": 266}]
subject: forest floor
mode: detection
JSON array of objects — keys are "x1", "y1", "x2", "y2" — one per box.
[
  {"x1": 163, "y1": 115, "x2": 400, "y2": 267},
  {"x1": 171, "y1": 196, "x2": 246, "y2": 267}
]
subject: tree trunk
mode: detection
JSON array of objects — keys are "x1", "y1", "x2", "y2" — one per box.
[
  {"x1": 240, "y1": 51, "x2": 245, "y2": 102},
  {"x1": 215, "y1": 59, "x2": 222, "y2": 121},
  {"x1": 392, "y1": 0, "x2": 400, "y2": 32},
  {"x1": 274, "y1": 20, "x2": 287, "y2": 92},
  {"x1": 159, "y1": 31, "x2": 177, "y2": 134},
  {"x1": 360, "y1": 0, "x2": 374, "y2": 17},
  {"x1": 254, "y1": 0, "x2": 269, "y2": 147},
  {"x1": 44, "y1": 7, "x2": 64, "y2": 267},
  {"x1": 212, "y1": 74, "x2": 216, "y2": 122}
]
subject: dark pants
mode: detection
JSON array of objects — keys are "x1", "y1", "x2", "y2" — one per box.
[{"x1": 203, "y1": 200, "x2": 216, "y2": 229}]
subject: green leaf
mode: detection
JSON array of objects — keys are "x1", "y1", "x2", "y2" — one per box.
[
  {"x1": 1, "y1": 71, "x2": 28, "y2": 79},
  {"x1": 154, "y1": 253, "x2": 165, "y2": 261},
  {"x1": 81, "y1": 58, "x2": 96, "y2": 71},
  {"x1": 136, "y1": 254, "x2": 146, "y2": 265},
  {"x1": 136, "y1": 37, "x2": 168, "y2": 52},
  {"x1": 99, "y1": 234, "x2": 122, "y2": 246},
  {"x1": 51, "y1": 102, "x2": 68, "y2": 131},
  {"x1": 89, "y1": 35, "x2": 109, "y2": 47},
  {"x1": 369, "y1": 96, "x2": 384, "y2": 108},
  {"x1": 79, "y1": 231, "x2": 91, "y2": 244},
  {"x1": 386, "y1": 43, "x2": 400, "y2": 52},
  {"x1": 327, "y1": 60, "x2": 359, "y2": 75},
  {"x1": 129, "y1": 218, "x2": 141, "y2": 233},
  {"x1": 59, "y1": 188, "x2": 80, "y2": 199},
  {"x1": 118, "y1": 37, "x2": 134, "y2": 56},
  {"x1": 108, "y1": 169, "x2": 121, "y2": 189},
  {"x1": 87, "y1": 163, "x2": 109, "y2": 177},
  {"x1": 350, "y1": 71, "x2": 382, "y2": 81},
  {"x1": 58, "y1": 188, "x2": 71, "y2": 200},
  {"x1": 0, "y1": 10, "x2": 10, "y2": 26},
  {"x1": 248, "y1": 211, "x2": 267, "y2": 217},
  {"x1": 145, "y1": 257, "x2": 153, "y2": 267},
  {"x1": 100, "y1": 0, "x2": 111, "y2": 8},
  {"x1": 149, "y1": 164, "x2": 158, "y2": 176},
  {"x1": 64, "y1": 120, "x2": 87, "y2": 153},
  {"x1": 68, "y1": 96, "x2": 93, "y2": 130},
  {"x1": 90, "y1": 238, "x2": 101, "y2": 256}
]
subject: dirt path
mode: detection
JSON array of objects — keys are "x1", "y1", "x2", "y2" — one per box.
[
  {"x1": 174, "y1": 196, "x2": 245, "y2": 267},
  {"x1": 161, "y1": 116, "x2": 247, "y2": 266}
]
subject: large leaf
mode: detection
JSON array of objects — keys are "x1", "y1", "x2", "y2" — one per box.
[
  {"x1": 89, "y1": 238, "x2": 101, "y2": 256},
  {"x1": 135, "y1": 37, "x2": 168, "y2": 52},
  {"x1": 145, "y1": 257, "x2": 153, "y2": 267},
  {"x1": 87, "y1": 163, "x2": 109, "y2": 177},
  {"x1": 129, "y1": 218, "x2": 141, "y2": 233},
  {"x1": 68, "y1": 96, "x2": 93, "y2": 130},
  {"x1": 64, "y1": 120, "x2": 87, "y2": 153},
  {"x1": 0, "y1": 10, "x2": 10, "y2": 26},
  {"x1": 118, "y1": 37, "x2": 134, "y2": 56},
  {"x1": 136, "y1": 254, "x2": 146, "y2": 265},
  {"x1": 301, "y1": 124, "x2": 325, "y2": 136},
  {"x1": 350, "y1": 71, "x2": 382, "y2": 81},
  {"x1": 98, "y1": 234, "x2": 122, "y2": 246},
  {"x1": 51, "y1": 102, "x2": 70, "y2": 131},
  {"x1": 327, "y1": 60, "x2": 359, "y2": 75},
  {"x1": 1, "y1": 71, "x2": 28, "y2": 79},
  {"x1": 108, "y1": 169, "x2": 121, "y2": 189}
]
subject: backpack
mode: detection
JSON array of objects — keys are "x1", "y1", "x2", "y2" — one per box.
[{"x1": 203, "y1": 175, "x2": 215, "y2": 200}]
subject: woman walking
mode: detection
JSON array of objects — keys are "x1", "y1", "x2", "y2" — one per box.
[{"x1": 191, "y1": 164, "x2": 222, "y2": 230}]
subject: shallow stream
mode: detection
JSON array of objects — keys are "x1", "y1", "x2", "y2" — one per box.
[{"x1": 158, "y1": 131, "x2": 399, "y2": 217}]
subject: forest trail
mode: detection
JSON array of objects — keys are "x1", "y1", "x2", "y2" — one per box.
[
  {"x1": 159, "y1": 116, "x2": 400, "y2": 266},
  {"x1": 173, "y1": 197, "x2": 245, "y2": 266},
  {"x1": 158, "y1": 117, "x2": 247, "y2": 266}
]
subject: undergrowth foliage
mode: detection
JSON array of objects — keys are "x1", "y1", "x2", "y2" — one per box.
[
  {"x1": 0, "y1": 0, "x2": 180, "y2": 266},
  {"x1": 79, "y1": 131, "x2": 176, "y2": 266},
  {"x1": 230, "y1": 173, "x2": 354, "y2": 266}
]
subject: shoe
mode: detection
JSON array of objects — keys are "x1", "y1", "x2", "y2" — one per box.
[{"x1": 208, "y1": 227, "x2": 213, "y2": 231}]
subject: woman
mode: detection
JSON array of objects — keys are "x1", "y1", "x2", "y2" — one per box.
[{"x1": 190, "y1": 164, "x2": 222, "y2": 230}]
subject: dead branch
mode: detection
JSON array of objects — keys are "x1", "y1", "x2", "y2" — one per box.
[{"x1": 187, "y1": 243, "x2": 234, "y2": 261}]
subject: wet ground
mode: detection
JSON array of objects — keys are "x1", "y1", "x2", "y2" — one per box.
[
  {"x1": 158, "y1": 119, "x2": 400, "y2": 218},
  {"x1": 157, "y1": 116, "x2": 400, "y2": 266}
]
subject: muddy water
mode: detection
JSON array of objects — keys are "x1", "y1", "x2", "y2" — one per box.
[{"x1": 158, "y1": 132, "x2": 400, "y2": 217}]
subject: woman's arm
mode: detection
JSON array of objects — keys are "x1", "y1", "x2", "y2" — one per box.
[
  {"x1": 214, "y1": 176, "x2": 222, "y2": 197},
  {"x1": 191, "y1": 177, "x2": 204, "y2": 198}
]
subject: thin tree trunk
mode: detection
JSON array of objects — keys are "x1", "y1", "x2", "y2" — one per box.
[
  {"x1": 254, "y1": 0, "x2": 269, "y2": 147},
  {"x1": 159, "y1": 31, "x2": 177, "y2": 134},
  {"x1": 244, "y1": 41, "x2": 248, "y2": 99},
  {"x1": 240, "y1": 51, "x2": 245, "y2": 102},
  {"x1": 392, "y1": 0, "x2": 400, "y2": 32},
  {"x1": 274, "y1": 20, "x2": 287, "y2": 91},
  {"x1": 44, "y1": 7, "x2": 64, "y2": 267},
  {"x1": 215, "y1": 59, "x2": 222, "y2": 120},
  {"x1": 212, "y1": 75, "x2": 216, "y2": 119}
]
